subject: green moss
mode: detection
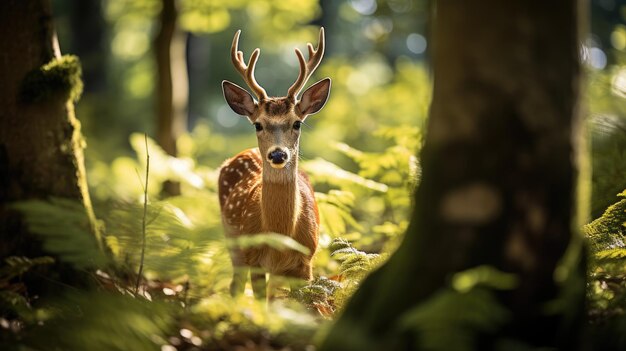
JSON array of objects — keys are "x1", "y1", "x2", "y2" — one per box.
[
  {"x1": 584, "y1": 190, "x2": 626, "y2": 252},
  {"x1": 20, "y1": 55, "x2": 83, "y2": 103}
]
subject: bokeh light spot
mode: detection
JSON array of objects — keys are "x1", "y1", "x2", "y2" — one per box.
[
  {"x1": 611, "y1": 26, "x2": 626, "y2": 50},
  {"x1": 406, "y1": 33, "x2": 427, "y2": 54},
  {"x1": 350, "y1": 0, "x2": 377, "y2": 15},
  {"x1": 217, "y1": 104, "x2": 241, "y2": 128},
  {"x1": 589, "y1": 47, "x2": 607, "y2": 70}
]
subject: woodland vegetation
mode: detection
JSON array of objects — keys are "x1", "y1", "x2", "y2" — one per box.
[{"x1": 1, "y1": 0, "x2": 626, "y2": 350}]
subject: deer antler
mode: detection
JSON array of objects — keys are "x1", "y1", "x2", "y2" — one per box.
[
  {"x1": 231, "y1": 30, "x2": 268, "y2": 101},
  {"x1": 287, "y1": 27, "x2": 325, "y2": 101}
]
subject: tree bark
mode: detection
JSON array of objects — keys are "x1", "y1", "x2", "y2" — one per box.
[
  {"x1": 322, "y1": 0, "x2": 585, "y2": 349},
  {"x1": 155, "y1": 0, "x2": 188, "y2": 196},
  {"x1": 0, "y1": 0, "x2": 99, "y2": 266}
]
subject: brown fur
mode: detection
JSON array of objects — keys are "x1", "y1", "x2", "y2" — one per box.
[
  {"x1": 263, "y1": 97, "x2": 292, "y2": 116},
  {"x1": 218, "y1": 147, "x2": 319, "y2": 280},
  {"x1": 221, "y1": 28, "x2": 329, "y2": 298}
]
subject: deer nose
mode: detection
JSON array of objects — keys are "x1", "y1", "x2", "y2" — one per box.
[{"x1": 268, "y1": 149, "x2": 288, "y2": 164}]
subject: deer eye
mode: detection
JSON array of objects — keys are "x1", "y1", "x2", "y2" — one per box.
[
  {"x1": 293, "y1": 121, "x2": 302, "y2": 130},
  {"x1": 254, "y1": 122, "x2": 263, "y2": 131}
]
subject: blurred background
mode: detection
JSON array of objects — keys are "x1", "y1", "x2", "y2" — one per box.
[
  {"x1": 53, "y1": 0, "x2": 429, "y2": 194},
  {"x1": 50, "y1": 0, "x2": 626, "y2": 219},
  {"x1": 50, "y1": 0, "x2": 432, "y2": 286}
]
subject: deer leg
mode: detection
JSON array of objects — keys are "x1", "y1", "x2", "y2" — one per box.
[
  {"x1": 229, "y1": 249, "x2": 249, "y2": 297},
  {"x1": 230, "y1": 265, "x2": 249, "y2": 297},
  {"x1": 286, "y1": 261, "x2": 313, "y2": 291},
  {"x1": 267, "y1": 274, "x2": 290, "y2": 301},
  {"x1": 250, "y1": 267, "x2": 267, "y2": 300}
]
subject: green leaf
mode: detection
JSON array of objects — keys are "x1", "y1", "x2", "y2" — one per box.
[
  {"x1": 302, "y1": 158, "x2": 388, "y2": 192},
  {"x1": 451, "y1": 265, "x2": 519, "y2": 293},
  {"x1": 228, "y1": 233, "x2": 310, "y2": 255}
]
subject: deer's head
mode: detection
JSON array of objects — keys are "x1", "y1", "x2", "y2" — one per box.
[{"x1": 222, "y1": 28, "x2": 331, "y2": 171}]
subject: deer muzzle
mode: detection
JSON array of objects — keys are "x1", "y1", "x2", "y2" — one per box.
[{"x1": 267, "y1": 147, "x2": 290, "y2": 169}]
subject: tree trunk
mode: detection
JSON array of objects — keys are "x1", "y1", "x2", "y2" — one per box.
[
  {"x1": 155, "y1": 0, "x2": 188, "y2": 196},
  {"x1": 322, "y1": 0, "x2": 585, "y2": 350},
  {"x1": 0, "y1": 0, "x2": 99, "y2": 269}
]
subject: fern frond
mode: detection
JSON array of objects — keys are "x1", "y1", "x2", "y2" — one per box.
[
  {"x1": 302, "y1": 158, "x2": 388, "y2": 192},
  {"x1": 595, "y1": 248, "x2": 626, "y2": 261},
  {"x1": 12, "y1": 198, "x2": 107, "y2": 269},
  {"x1": 227, "y1": 233, "x2": 310, "y2": 255},
  {"x1": 398, "y1": 287, "x2": 510, "y2": 351}
]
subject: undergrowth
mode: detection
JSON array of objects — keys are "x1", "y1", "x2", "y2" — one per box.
[{"x1": 1, "y1": 118, "x2": 417, "y2": 350}]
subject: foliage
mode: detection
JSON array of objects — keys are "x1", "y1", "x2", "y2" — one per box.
[
  {"x1": 10, "y1": 0, "x2": 626, "y2": 349},
  {"x1": 290, "y1": 238, "x2": 384, "y2": 317},
  {"x1": 584, "y1": 190, "x2": 626, "y2": 253},
  {"x1": 24, "y1": 292, "x2": 173, "y2": 351},
  {"x1": 587, "y1": 69, "x2": 626, "y2": 217},
  {"x1": 0, "y1": 256, "x2": 54, "y2": 325},
  {"x1": 585, "y1": 190, "x2": 626, "y2": 333},
  {"x1": 20, "y1": 55, "x2": 83, "y2": 103},
  {"x1": 396, "y1": 266, "x2": 518, "y2": 351},
  {"x1": 229, "y1": 233, "x2": 311, "y2": 255},
  {"x1": 399, "y1": 288, "x2": 510, "y2": 351},
  {"x1": 12, "y1": 198, "x2": 107, "y2": 269},
  {"x1": 583, "y1": 187, "x2": 626, "y2": 350}
]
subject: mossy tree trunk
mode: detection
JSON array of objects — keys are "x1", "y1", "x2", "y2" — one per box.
[
  {"x1": 0, "y1": 0, "x2": 99, "y2": 274},
  {"x1": 155, "y1": 0, "x2": 188, "y2": 196},
  {"x1": 322, "y1": 0, "x2": 585, "y2": 350}
]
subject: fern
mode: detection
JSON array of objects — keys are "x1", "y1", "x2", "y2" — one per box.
[
  {"x1": 289, "y1": 276, "x2": 341, "y2": 318},
  {"x1": 0, "y1": 256, "x2": 55, "y2": 284},
  {"x1": 227, "y1": 233, "x2": 310, "y2": 255},
  {"x1": 188, "y1": 294, "x2": 319, "y2": 349},
  {"x1": 24, "y1": 292, "x2": 173, "y2": 351},
  {"x1": 316, "y1": 190, "x2": 363, "y2": 237},
  {"x1": 302, "y1": 158, "x2": 388, "y2": 192},
  {"x1": 585, "y1": 190, "x2": 626, "y2": 324},
  {"x1": 329, "y1": 238, "x2": 383, "y2": 280},
  {"x1": 595, "y1": 248, "x2": 626, "y2": 261},
  {"x1": 12, "y1": 198, "x2": 107, "y2": 269},
  {"x1": 101, "y1": 199, "x2": 226, "y2": 283},
  {"x1": 583, "y1": 191, "x2": 626, "y2": 253},
  {"x1": 398, "y1": 287, "x2": 511, "y2": 351}
]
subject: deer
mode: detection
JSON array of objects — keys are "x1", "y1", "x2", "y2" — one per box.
[{"x1": 218, "y1": 28, "x2": 331, "y2": 300}]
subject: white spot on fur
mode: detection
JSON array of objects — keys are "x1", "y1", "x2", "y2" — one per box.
[
  {"x1": 223, "y1": 180, "x2": 228, "y2": 186},
  {"x1": 244, "y1": 162, "x2": 250, "y2": 168},
  {"x1": 228, "y1": 204, "x2": 233, "y2": 209},
  {"x1": 236, "y1": 200, "x2": 241, "y2": 206},
  {"x1": 236, "y1": 170, "x2": 243, "y2": 176}
]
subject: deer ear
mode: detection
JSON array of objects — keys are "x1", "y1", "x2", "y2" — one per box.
[
  {"x1": 222, "y1": 80, "x2": 257, "y2": 117},
  {"x1": 297, "y1": 78, "x2": 331, "y2": 117}
]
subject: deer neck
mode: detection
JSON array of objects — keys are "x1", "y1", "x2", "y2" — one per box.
[{"x1": 261, "y1": 158, "x2": 300, "y2": 236}]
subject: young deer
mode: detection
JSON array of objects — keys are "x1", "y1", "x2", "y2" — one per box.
[{"x1": 218, "y1": 28, "x2": 331, "y2": 299}]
